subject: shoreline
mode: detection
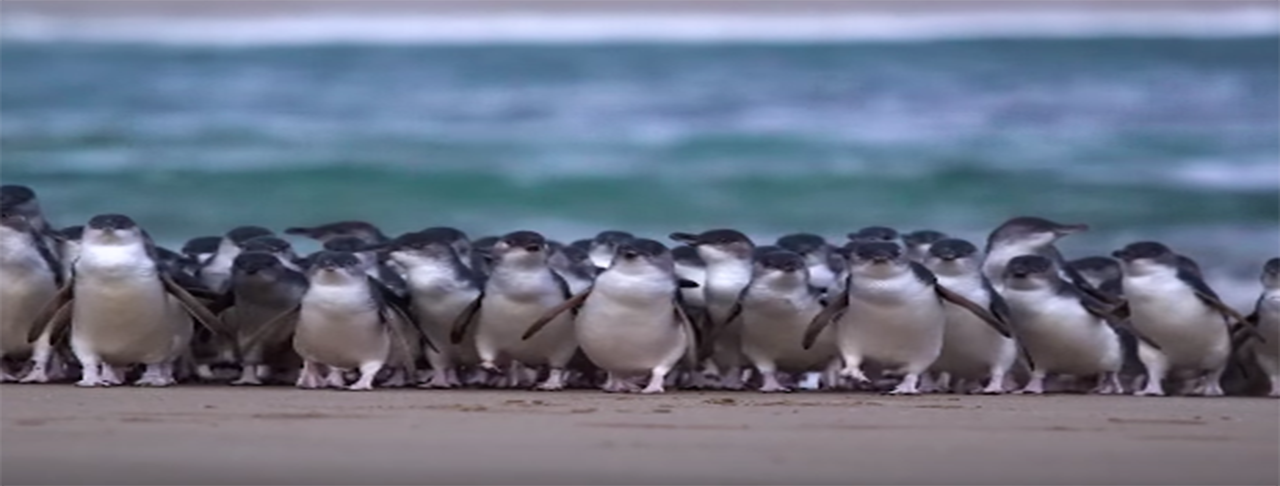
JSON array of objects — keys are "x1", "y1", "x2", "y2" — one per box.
[
  {"x1": 3, "y1": 386, "x2": 1277, "y2": 484},
  {"x1": 4, "y1": 0, "x2": 1276, "y2": 18}
]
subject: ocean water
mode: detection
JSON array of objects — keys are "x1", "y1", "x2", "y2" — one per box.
[{"x1": 1, "y1": 12, "x2": 1277, "y2": 304}]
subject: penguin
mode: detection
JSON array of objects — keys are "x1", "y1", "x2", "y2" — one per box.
[
  {"x1": 1067, "y1": 256, "x2": 1124, "y2": 297},
  {"x1": 0, "y1": 185, "x2": 53, "y2": 234},
  {"x1": 1113, "y1": 242, "x2": 1259, "y2": 396},
  {"x1": 239, "y1": 235, "x2": 303, "y2": 271},
  {"x1": 384, "y1": 231, "x2": 485, "y2": 388},
  {"x1": 450, "y1": 231, "x2": 578, "y2": 390},
  {"x1": 998, "y1": 255, "x2": 1147, "y2": 395},
  {"x1": 980, "y1": 217, "x2": 1107, "y2": 302},
  {"x1": 1242, "y1": 258, "x2": 1280, "y2": 396},
  {"x1": 285, "y1": 220, "x2": 388, "y2": 245},
  {"x1": 321, "y1": 236, "x2": 408, "y2": 297},
  {"x1": 548, "y1": 243, "x2": 597, "y2": 295},
  {"x1": 848, "y1": 226, "x2": 899, "y2": 244},
  {"x1": 731, "y1": 249, "x2": 840, "y2": 392},
  {"x1": 256, "y1": 251, "x2": 423, "y2": 391},
  {"x1": 27, "y1": 214, "x2": 224, "y2": 387},
  {"x1": 921, "y1": 238, "x2": 1020, "y2": 394},
  {"x1": 417, "y1": 226, "x2": 473, "y2": 270},
  {"x1": 0, "y1": 210, "x2": 62, "y2": 383},
  {"x1": 587, "y1": 230, "x2": 634, "y2": 270},
  {"x1": 902, "y1": 230, "x2": 948, "y2": 263},
  {"x1": 219, "y1": 251, "x2": 308, "y2": 385},
  {"x1": 803, "y1": 241, "x2": 1006, "y2": 394},
  {"x1": 523, "y1": 238, "x2": 697, "y2": 393},
  {"x1": 198, "y1": 225, "x2": 274, "y2": 293},
  {"x1": 669, "y1": 229, "x2": 755, "y2": 390},
  {"x1": 776, "y1": 233, "x2": 846, "y2": 295}
]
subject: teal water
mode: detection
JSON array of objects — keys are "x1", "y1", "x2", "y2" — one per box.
[{"x1": 2, "y1": 39, "x2": 1277, "y2": 284}]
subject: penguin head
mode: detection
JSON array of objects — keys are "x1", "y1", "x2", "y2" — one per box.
[
  {"x1": 776, "y1": 233, "x2": 828, "y2": 257},
  {"x1": 987, "y1": 216, "x2": 1087, "y2": 252},
  {"x1": 1003, "y1": 255, "x2": 1056, "y2": 290},
  {"x1": 753, "y1": 248, "x2": 809, "y2": 287},
  {"x1": 925, "y1": 238, "x2": 980, "y2": 274},
  {"x1": 847, "y1": 226, "x2": 899, "y2": 244},
  {"x1": 610, "y1": 238, "x2": 671, "y2": 274},
  {"x1": 418, "y1": 226, "x2": 471, "y2": 261},
  {"x1": 241, "y1": 236, "x2": 296, "y2": 260},
  {"x1": 903, "y1": 229, "x2": 947, "y2": 248},
  {"x1": 1067, "y1": 256, "x2": 1121, "y2": 287},
  {"x1": 85, "y1": 214, "x2": 145, "y2": 245},
  {"x1": 492, "y1": 231, "x2": 549, "y2": 267},
  {"x1": 233, "y1": 251, "x2": 285, "y2": 279},
  {"x1": 669, "y1": 229, "x2": 753, "y2": 264},
  {"x1": 286, "y1": 220, "x2": 386, "y2": 245},
  {"x1": 307, "y1": 250, "x2": 365, "y2": 282},
  {"x1": 226, "y1": 226, "x2": 274, "y2": 246},
  {"x1": 1262, "y1": 258, "x2": 1280, "y2": 289},
  {"x1": 1112, "y1": 241, "x2": 1180, "y2": 276}
]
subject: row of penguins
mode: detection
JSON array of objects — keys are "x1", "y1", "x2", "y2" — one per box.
[{"x1": 1, "y1": 184, "x2": 1277, "y2": 396}]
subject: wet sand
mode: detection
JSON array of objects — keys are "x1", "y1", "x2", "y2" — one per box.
[
  {"x1": 4, "y1": 0, "x2": 1273, "y2": 18},
  {"x1": 2, "y1": 386, "x2": 1276, "y2": 485}
]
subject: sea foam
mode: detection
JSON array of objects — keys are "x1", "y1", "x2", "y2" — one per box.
[{"x1": 2, "y1": 9, "x2": 1278, "y2": 46}]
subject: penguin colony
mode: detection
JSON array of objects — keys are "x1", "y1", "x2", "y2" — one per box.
[{"x1": 2, "y1": 184, "x2": 1276, "y2": 397}]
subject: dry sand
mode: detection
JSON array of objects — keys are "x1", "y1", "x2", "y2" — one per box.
[
  {"x1": 2, "y1": 386, "x2": 1277, "y2": 485},
  {"x1": 7, "y1": 0, "x2": 1280, "y2": 16}
]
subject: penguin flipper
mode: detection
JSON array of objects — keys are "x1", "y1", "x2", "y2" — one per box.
[
  {"x1": 449, "y1": 294, "x2": 483, "y2": 345},
  {"x1": 1077, "y1": 290, "x2": 1163, "y2": 351},
  {"x1": 802, "y1": 282, "x2": 848, "y2": 350},
  {"x1": 161, "y1": 271, "x2": 229, "y2": 337},
  {"x1": 28, "y1": 275, "x2": 75, "y2": 343},
  {"x1": 44, "y1": 299, "x2": 75, "y2": 347},
  {"x1": 522, "y1": 288, "x2": 592, "y2": 341},
  {"x1": 934, "y1": 283, "x2": 1012, "y2": 338},
  {"x1": 1179, "y1": 269, "x2": 1265, "y2": 343},
  {"x1": 369, "y1": 277, "x2": 436, "y2": 353}
]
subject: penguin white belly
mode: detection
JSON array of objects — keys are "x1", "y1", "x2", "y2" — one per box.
[
  {"x1": 839, "y1": 286, "x2": 945, "y2": 370},
  {"x1": 294, "y1": 286, "x2": 389, "y2": 370},
  {"x1": 0, "y1": 267, "x2": 57, "y2": 356},
  {"x1": 1004, "y1": 290, "x2": 1121, "y2": 375},
  {"x1": 1256, "y1": 290, "x2": 1280, "y2": 361},
  {"x1": 741, "y1": 296, "x2": 834, "y2": 371},
  {"x1": 73, "y1": 275, "x2": 180, "y2": 365},
  {"x1": 575, "y1": 294, "x2": 686, "y2": 374},
  {"x1": 932, "y1": 277, "x2": 1015, "y2": 376},
  {"x1": 1125, "y1": 276, "x2": 1230, "y2": 370},
  {"x1": 476, "y1": 293, "x2": 574, "y2": 366}
]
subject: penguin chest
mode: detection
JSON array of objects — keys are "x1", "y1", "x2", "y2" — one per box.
[
  {"x1": 1256, "y1": 290, "x2": 1280, "y2": 358},
  {"x1": 840, "y1": 281, "x2": 945, "y2": 366},
  {"x1": 740, "y1": 295, "x2": 832, "y2": 370},
  {"x1": 0, "y1": 265, "x2": 57, "y2": 355},
  {"x1": 73, "y1": 276, "x2": 187, "y2": 365},
  {"x1": 576, "y1": 292, "x2": 685, "y2": 374},
  {"x1": 295, "y1": 287, "x2": 389, "y2": 369},
  {"x1": 477, "y1": 291, "x2": 573, "y2": 364},
  {"x1": 1124, "y1": 276, "x2": 1229, "y2": 367},
  {"x1": 1006, "y1": 292, "x2": 1120, "y2": 374}
]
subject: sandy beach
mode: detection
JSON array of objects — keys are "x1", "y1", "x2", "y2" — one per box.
[
  {"x1": 2, "y1": 386, "x2": 1276, "y2": 485},
  {"x1": 3, "y1": 0, "x2": 1274, "y2": 18}
]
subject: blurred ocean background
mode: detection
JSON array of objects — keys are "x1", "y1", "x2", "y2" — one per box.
[{"x1": 1, "y1": 1, "x2": 1277, "y2": 305}]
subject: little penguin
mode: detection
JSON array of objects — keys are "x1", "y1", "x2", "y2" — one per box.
[
  {"x1": 1113, "y1": 242, "x2": 1257, "y2": 396},
  {"x1": 450, "y1": 231, "x2": 579, "y2": 390},
  {"x1": 28, "y1": 214, "x2": 224, "y2": 387},
  {"x1": 220, "y1": 251, "x2": 308, "y2": 385},
  {"x1": 999, "y1": 255, "x2": 1144, "y2": 395},
  {"x1": 922, "y1": 238, "x2": 1020, "y2": 394},
  {"x1": 902, "y1": 230, "x2": 948, "y2": 263},
  {"x1": 1241, "y1": 258, "x2": 1280, "y2": 396},
  {"x1": 198, "y1": 225, "x2": 274, "y2": 293},
  {"x1": 669, "y1": 229, "x2": 756, "y2": 390},
  {"x1": 285, "y1": 220, "x2": 388, "y2": 245},
  {"x1": 733, "y1": 249, "x2": 840, "y2": 392},
  {"x1": 524, "y1": 238, "x2": 697, "y2": 393},
  {"x1": 776, "y1": 233, "x2": 846, "y2": 296},
  {"x1": 0, "y1": 209, "x2": 62, "y2": 383},
  {"x1": 587, "y1": 230, "x2": 634, "y2": 270},
  {"x1": 803, "y1": 242, "x2": 1005, "y2": 394},
  {"x1": 270, "y1": 251, "x2": 422, "y2": 391},
  {"x1": 385, "y1": 230, "x2": 485, "y2": 388}
]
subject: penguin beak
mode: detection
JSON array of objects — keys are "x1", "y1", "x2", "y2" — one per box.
[
  {"x1": 669, "y1": 232, "x2": 699, "y2": 245},
  {"x1": 1055, "y1": 224, "x2": 1089, "y2": 236}
]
